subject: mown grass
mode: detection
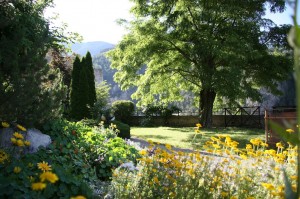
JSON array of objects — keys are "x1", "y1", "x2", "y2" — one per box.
[{"x1": 131, "y1": 126, "x2": 265, "y2": 150}]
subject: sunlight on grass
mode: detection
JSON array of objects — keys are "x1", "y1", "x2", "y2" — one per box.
[{"x1": 131, "y1": 127, "x2": 265, "y2": 150}]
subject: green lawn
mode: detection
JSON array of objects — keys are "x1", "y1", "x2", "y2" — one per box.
[{"x1": 131, "y1": 126, "x2": 265, "y2": 150}]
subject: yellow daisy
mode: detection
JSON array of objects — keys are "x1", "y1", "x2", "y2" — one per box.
[
  {"x1": 40, "y1": 172, "x2": 59, "y2": 183},
  {"x1": 31, "y1": 182, "x2": 46, "y2": 191},
  {"x1": 286, "y1": 129, "x2": 295, "y2": 134},
  {"x1": 24, "y1": 141, "x2": 31, "y2": 146},
  {"x1": 13, "y1": 132, "x2": 24, "y2": 139},
  {"x1": 16, "y1": 124, "x2": 26, "y2": 131},
  {"x1": 1, "y1": 122, "x2": 9, "y2": 128},
  {"x1": 37, "y1": 161, "x2": 52, "y2": 172}
]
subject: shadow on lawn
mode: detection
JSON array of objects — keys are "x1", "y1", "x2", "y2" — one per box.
[
  {"x1": 134, "y1": 134, "x2": 170, "y2": 140},
  {"x1": 165, "y1": 127, "x2": 194, "y2": 133}
]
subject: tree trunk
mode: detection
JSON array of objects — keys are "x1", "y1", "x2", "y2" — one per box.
[{"x1": 199, "y1": 89, "x2": 216, "y2": 128}]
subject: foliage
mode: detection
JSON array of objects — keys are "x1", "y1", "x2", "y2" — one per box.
[
  {"x1": 110, "y1": 135, "x2": 297, "y2": 199},
  {"x1": 84, "y1": 51, "x2": 97, "y2": 108},
  {"x1": 70, "y1": 56, "x2": 83, "y2": 120},
  {"x1": 111, "y1": 100, "x2": 135, "y2": 124},
  {"x1": 107, "y1": 0, "x2": 292, "y2": 127},
  {"x1": 112, "y1": 120, "x2": 131, "y2": 139},
  {"x1": 70, "y1": 52, "x2": 97, "y2": 120},
  {"x1": 94, "y1": 137, "x2": 140, "y2": 180},
  {"x1": 0, "y1": 0, "x2": 67, "y2": 127},
  {"x1": 0, "y1": 122, "x2": 94, "y2": 198},
  {"x1": 91, "y1": 81, "x2": 111, "y2": 120},
  {"x1": 143, "y1": 104, "x2": 181, "y2": 126},
  {"x1": 0, "y1": 119, "x2": 140, "y2": 198}
]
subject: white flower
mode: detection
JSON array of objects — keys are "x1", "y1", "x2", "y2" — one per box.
[{"x1": 119, "y1": 161, "x2": 138, "y2": 171}]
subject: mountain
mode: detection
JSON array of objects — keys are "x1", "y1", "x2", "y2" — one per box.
[{"x1": 71, "y1": 41, "x2": 115, "y2": 56}]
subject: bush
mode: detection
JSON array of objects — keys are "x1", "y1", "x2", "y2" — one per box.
[
  {"x1": 94, "y1": 137, "x2": 140, "y2": 180},
  {"x1": 0, "y1": 121, "x2": 95, "y2": 198},
  {"x1": 111, "y1": 100, "x2": 135, "y2": 124},
  {"x1": 111, "y1": 120, "x2": 131, "y2": 139}
]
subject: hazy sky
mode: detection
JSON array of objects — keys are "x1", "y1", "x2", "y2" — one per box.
[{"x1": 45, "y1": 0, "x2": 295, "y2": 44}]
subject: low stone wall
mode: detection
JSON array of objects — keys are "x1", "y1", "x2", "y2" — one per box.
[{"x1": 130, "y1": 115, "x2": 264, "y2": 128}]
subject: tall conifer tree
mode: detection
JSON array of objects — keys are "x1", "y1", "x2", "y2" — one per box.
[
  {"x1": 70, "y1": 56, "x2": 82, "y2": 120},
  {"x1": 85, "y1": 51, "x2": 97, "y2": 107}
]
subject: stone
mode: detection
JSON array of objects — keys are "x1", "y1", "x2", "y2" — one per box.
[
  {"x1": 25, "y1": 128, "x2": 51, "y2": 153},
  {"x1": 0, "y1": 128, "x2": 51, "y2": 153}
]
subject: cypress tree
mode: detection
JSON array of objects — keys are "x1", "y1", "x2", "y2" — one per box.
[
  {"x1": 78, "y1": 66, "x2": 90, "y2": 119},
  {"x1": 70, "y1": 56, "x2": 82, "y2": 120},
  {"x1": 85, "y1": 51, "x2": 97, "y2": 107}
]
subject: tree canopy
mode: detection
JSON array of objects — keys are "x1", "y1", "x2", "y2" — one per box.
[{"x1": 107, "y1": 0, "x2": 293, "y2": 127}]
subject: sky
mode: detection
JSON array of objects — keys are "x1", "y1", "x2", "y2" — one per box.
[{"x1": 45, "y1": 0, "x2": 296, "y2": 45}]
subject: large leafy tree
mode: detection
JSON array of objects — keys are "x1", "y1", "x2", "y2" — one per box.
[
  {"x1": 0, "y1": 0, "x2": 68, "y2": 126},
  {"x1": 107, "y1": 0, "x2": 293, "y2": 127}
]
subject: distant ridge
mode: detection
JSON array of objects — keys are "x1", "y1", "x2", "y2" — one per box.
[{"x1": 71, "y1": 41, "x2": 115, "y2": 56}]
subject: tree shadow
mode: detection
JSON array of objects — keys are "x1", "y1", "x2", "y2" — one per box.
[{"x1": 134, "y1": 134, "x2": 170, "y2": 140}]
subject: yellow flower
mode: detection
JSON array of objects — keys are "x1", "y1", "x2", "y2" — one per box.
[
  {"x1": 11, "y1": 137, "x2": 17, "y2": 145},
  {"x1": 261, "y1": 183, "x2": 275, "y2": 190},
  {"x1": 221, "y1": 192, "x2": 228, "y2": 197},
  {"x1": 196, "y1": 123, "x2": 202, "y2": 127},
  {"x1": 276, "y1": 142, "x2": 284, "y2": 149},
  {"x1": 14, "y1": 166, "x2": 21, "y2": 173},
  {"x1": 139, "y1": 150, "x2": 147, "y2": 156},
  {"x1": 37, "y1": 161, "x2": 52, "y2": 172},
  {"x1": 16, "y1": 139, "x2": 24, "y2": 147},
  {"x1": 286, "y1": 129, "x2": 295, "y2": 134},
  {"x1": 40, "y1": 172, "x2": 59, "y2": 183},
  {"x1": 70, "y1": 196, "x2": 87, "y2": 199},
  {"x1": 16, "y1": 124, "x2": 26, "y2": 131},
  {"x1": 153, "y1": 176, "x2": 159, "y2": 184},
  {"x1": 13, "y1": 132, "x2": 24, "y2": 139},
  {"x1": 24, "y1": 141, "x2": 30, "y2": 146},
  {"x1": 31, "y1": 182, "x2": 46, "y2": 191},
  {"x1": 165, "y1": 144, "x2": 172, "y2": 150},
  {"x1": 1, "y1": 122, "x2": 9, "y2": 128},
  {"x1": 0, "y1": 150, "x2": 8, "y2": 164}
]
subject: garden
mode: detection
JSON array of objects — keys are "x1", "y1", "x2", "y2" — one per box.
[{"x1": 1, "y1": 0, "x2": 300, "y2": 199}]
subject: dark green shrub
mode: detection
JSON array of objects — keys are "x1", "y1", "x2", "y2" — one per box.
[
  {"x1": 111, "y1": 100, "x2": 135, "y2": 124},
  {"x1": 112, "y1": 120, "x2": 131, "y2": 139}
]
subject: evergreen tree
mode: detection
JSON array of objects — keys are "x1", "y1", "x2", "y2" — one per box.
[
  {"x1": 70, "y1": 56, "x2": 82, "y2": 120},
  {"x1": 85, "y1": 51, "x2": 97, "y2": 107},
  {"x1": 0, "y1": 0, "x2": 66, "y2": 126},
  {"x1": 78, "y1": 66, "x2": 90, "y2": 119}
]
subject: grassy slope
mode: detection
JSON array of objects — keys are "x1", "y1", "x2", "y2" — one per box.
[{"x1": 131, "y1": 127, "x2": 265, "y2": 150}]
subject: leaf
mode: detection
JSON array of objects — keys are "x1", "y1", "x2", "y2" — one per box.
[
  {"x1": 283, "y1": 169, "x2": 297, "y2": 199},
  {"x1": 269, "y1": 121, "x2": 299, "y2": 146}
]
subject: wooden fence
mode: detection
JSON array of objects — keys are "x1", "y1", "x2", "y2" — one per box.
[{"x1": 264, "y1": 108, "x2": 297, "y2": 146}]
